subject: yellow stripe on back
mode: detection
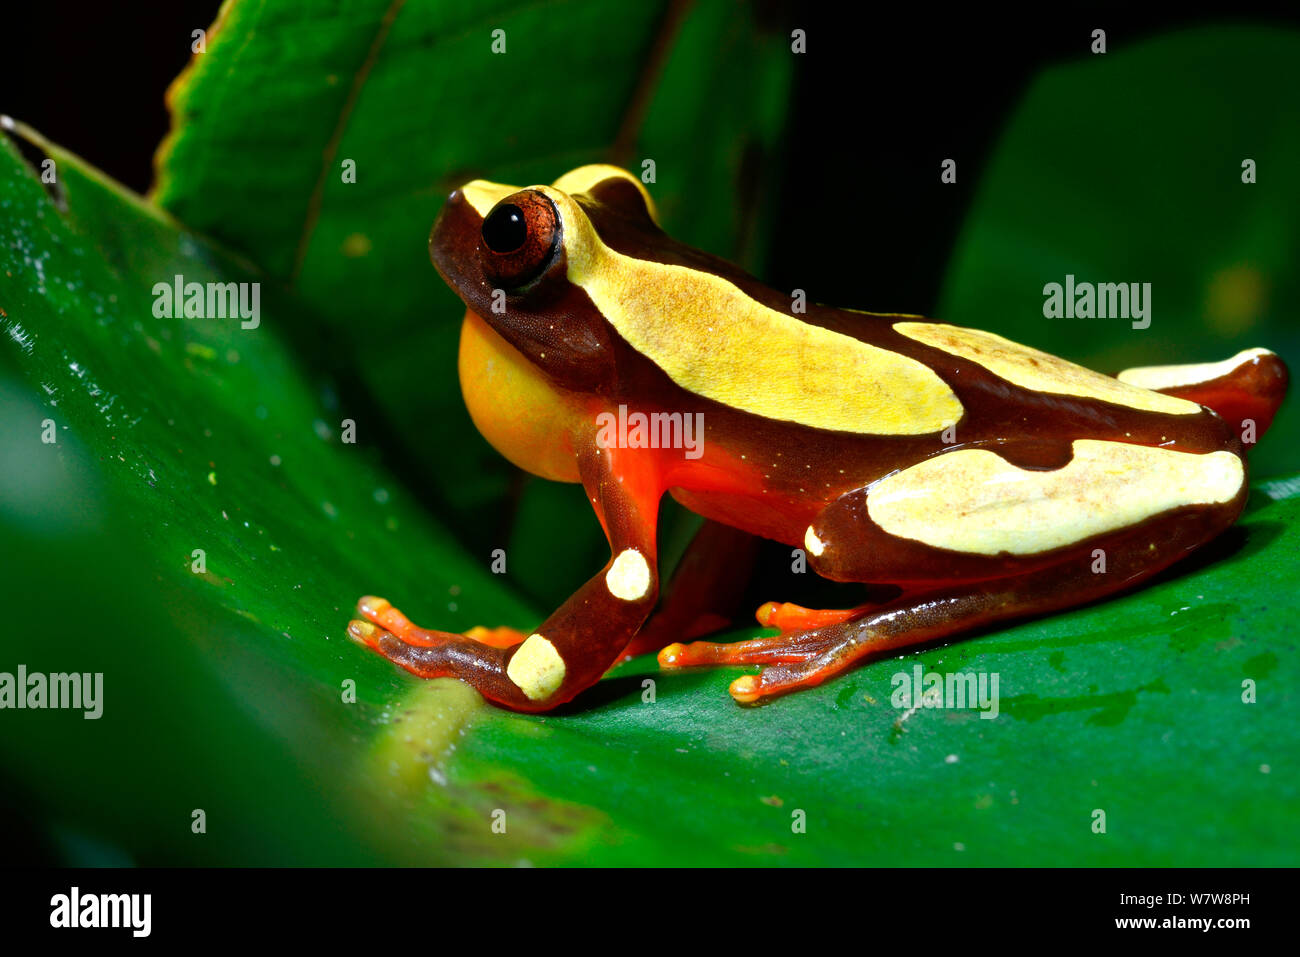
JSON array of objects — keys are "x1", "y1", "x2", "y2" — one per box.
[
  {"x1": 550, "y1": 189, "x2": 963, "y2": 435},
  {"x1": 894, "y1": 322, "x2": 1202, "y2": 416}
]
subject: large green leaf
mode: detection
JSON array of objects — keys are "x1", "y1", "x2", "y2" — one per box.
[
  {"x1": 0, "y1": 122, "x2": 538, "y2": 864},
  {"x1": 2, "y1": 14, "x2": 1297, "y2": 866}
]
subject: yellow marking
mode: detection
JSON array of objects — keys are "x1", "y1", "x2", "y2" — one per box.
[
  {"x1": 867, "y1": 439, "x2": 1243, "y2": 555},
  {"x1": 605, "y1": 548, "x2": 652, "y2": 601},
  {"x1": 462, "y1": 168, "x2": 658, "y2": 223},
  {"x1": 1117, "y1": 348, "x2": 1274, "y2": 391},
  {"x1": 894, "y1": 322, "x2": 1202, "y2": 416},
  {"x1": 506, "y1": 634, "x2": 566, "y2": 701},
  {"x1": 551, "y1": 165, "x2": 659, "y2": 224},
  {"x1": 730, "y1": 675, "x2": 762, "y2": 704},
  {"x1": 460, "y1": 180, "x2": 518, "y2": 217},
  {"x1": 536, "y1": 187, "x2": 961, "y2": 435},
  {"x1": 459, "y1": 310, "x2": 585, "y2": 483},
  {"x1": 804, "y1": 526, "x2": 826, "y2": 557}
]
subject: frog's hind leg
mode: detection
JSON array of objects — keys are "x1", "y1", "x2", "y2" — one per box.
[
  {"x1": 661, "y1": 440, "x2": 1247, "y2": 704},
  {"x1": 664, "y1": 506, "x2": 1234, "y2": 704}
]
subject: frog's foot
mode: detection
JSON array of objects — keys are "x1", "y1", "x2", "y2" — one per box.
[
  {"x1": 343, "y1": 582, "x2": 637, "y2": 712},
  {"x1": 347, "y1": 607, "x2": 535, "y2": 706},
  {"x1": 351, "y1": 595, "x2": 444, "y2": 647},
  {"x1": 656, "y1": 601, "x2": 873, "y2": 670},
  {"x1": 658, "y1": 618, "x2": 874, "y2": 704},
  {"x1": 351, "y1": 596, "x2": 527, "y2": 649}
]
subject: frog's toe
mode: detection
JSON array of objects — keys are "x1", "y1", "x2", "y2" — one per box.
[
  {"x1": 658, "y1": 632, "x2": 818, "y2": 668},
  {"x1": 755, "y1": 601, "x2": 866, "y2": 632},
  {"x1": 660, "y1": 617, "x2": 883, "y2": 704},
  {"x1": 347, "y1": 617, "x2": 389, "y2": 649},
  {"x1": 463, "y1": 625, "x2": 528, "y2": 648},
  {"x1": 658, "y1": 638, "x2": 847, "y2": 704},
  {"x1": 352, "y1": 594, "x2": 447, "y2": 647},
  {"x1": 725, "y1": 632, "x2": 877, "y2": 703},
  {"x1": 727, "y1": 661, "x2": 831, "y2": 704}
]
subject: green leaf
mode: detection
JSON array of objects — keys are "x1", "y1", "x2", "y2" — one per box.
[{"x1": 0, "y1": 123, "x2": 538, "y2": 864}]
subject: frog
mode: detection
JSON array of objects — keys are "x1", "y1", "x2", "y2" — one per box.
[{"x1": 346, "y1": 164, "x2": 1289, "y2": 712}]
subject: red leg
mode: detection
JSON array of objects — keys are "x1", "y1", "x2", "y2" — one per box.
[
  {"x1": 661, "y1": 502, "x2": 1240, "y2": 704},
  {"x1": 347, "y1": 443, "x2": 663, "y2": 712},
  {"x1": 619, "y1": 520, "x2": 759, "y2": 660}
]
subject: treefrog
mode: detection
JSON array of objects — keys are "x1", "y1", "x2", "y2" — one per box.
[{"x1": 347, "y1": 165, "x2": 1288, "y2": 712}]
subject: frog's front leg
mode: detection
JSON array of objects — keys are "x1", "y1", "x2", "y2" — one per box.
[
  {"x1": 619, "y1": 519, "x2": 760, "y2": 660},
  {"x1": 348, "y1": 444, "x2": 662, "y2": 712},
  {"x1": 350, "y1": 596, "x2": 527, "y2": 648},
  {"x1": 662, "y1": 440, "x2": 1247, "y2": 703}
]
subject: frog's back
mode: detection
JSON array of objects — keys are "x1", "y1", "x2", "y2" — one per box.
[{"x1": 811, "y1": 307, "x2": 1285, "y2": 455}]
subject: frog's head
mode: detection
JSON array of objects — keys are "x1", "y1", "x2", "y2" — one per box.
[{"x1": 430, "y1": 164, "x2": 663, "y2": 392}]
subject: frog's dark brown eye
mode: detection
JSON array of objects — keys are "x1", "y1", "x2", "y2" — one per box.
[
  {"x1": 482, "y1": 204, "x2": 527, "y2": 253},
  {"x1": 480, "y1": 191, "x2": 559, "y2": 288}
]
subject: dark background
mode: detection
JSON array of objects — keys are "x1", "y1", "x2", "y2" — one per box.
[{"x1": 8, "y1": 3, "x2": 1299, "y2": 314}]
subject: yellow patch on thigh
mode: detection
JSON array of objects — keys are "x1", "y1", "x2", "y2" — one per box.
[
  {"x1": 894, "y1": 322, "x2": 1201, "y2": 416},
  {"x1": 866, "y1": 440, "x2": 1243, "y2": 555}
]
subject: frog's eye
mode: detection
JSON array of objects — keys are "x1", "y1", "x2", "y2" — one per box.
[{"x1": 480, "y1": 190, "x2": 560, "y2": 288}]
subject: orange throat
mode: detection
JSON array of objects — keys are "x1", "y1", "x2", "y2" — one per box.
[{"x1": 457, "y1": 309, "x2": 588, "y2": 483}]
